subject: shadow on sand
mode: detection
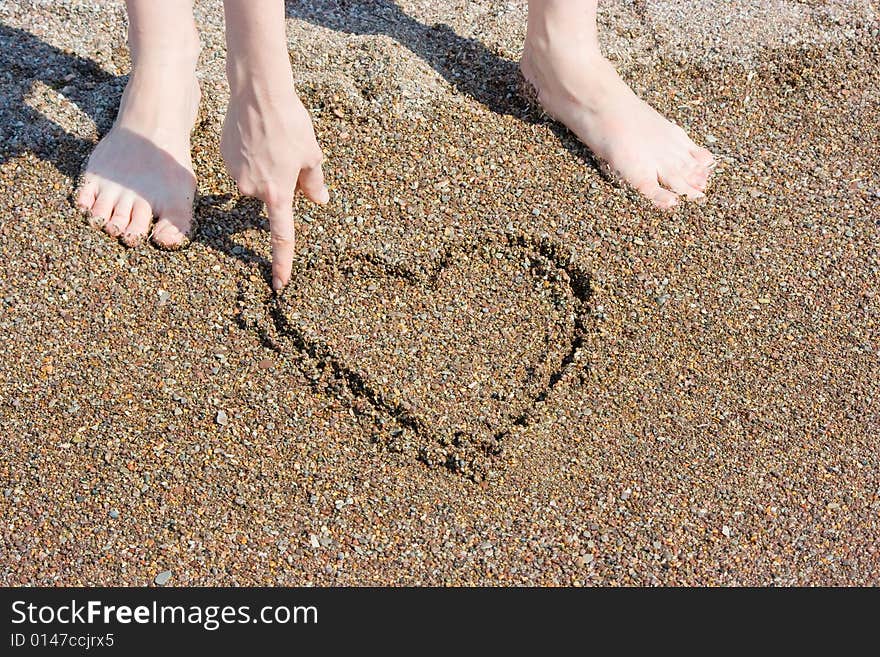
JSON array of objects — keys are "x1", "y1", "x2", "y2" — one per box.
[{"x1": 1, "y1": 4, "x2": 594, "y2": 284}]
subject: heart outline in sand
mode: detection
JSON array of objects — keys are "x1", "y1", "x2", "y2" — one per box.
[{"x1": 259, "y1": 230, "x2": 591, "y2": 480}]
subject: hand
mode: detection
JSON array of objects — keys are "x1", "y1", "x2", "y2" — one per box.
[{"x1": 221, "y1": 84, "x2": 329, "y2": 290}]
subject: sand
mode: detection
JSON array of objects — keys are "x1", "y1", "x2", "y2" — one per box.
[{"x1": 0, "y1": 0, "x2": 878, "y2": 585}]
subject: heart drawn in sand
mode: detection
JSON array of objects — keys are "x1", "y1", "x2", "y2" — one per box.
[{"x1": 267, "y1": 231, "x2": 591, "y2": 479}]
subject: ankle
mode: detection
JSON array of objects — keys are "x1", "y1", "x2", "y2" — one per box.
[
  {"x1": 521, "y1": 31, "x2": 608, "y2": 99},
  {"x1": 128, "y1": 24, "x2": 201, "y2": 70},
  {"x1": 523, "y1": 28, "x2": 602, "y2": 64},
  {"x1": 525, "y1": 1, "x2": 599, "y2": 51},
  {"x1": 115, "y1": 68, "x2": 200, "y2": 134}
]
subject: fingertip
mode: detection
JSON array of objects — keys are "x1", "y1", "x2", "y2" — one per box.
[
  {"x1": 297, "y1": 166, "x2": 328, "y2": 205},
  {"x1": 318, "y1": 185, "x2": 330, "y2": 204},
  {"x1": 272, "y1": 261, "x2": 292, "y2": 290}
]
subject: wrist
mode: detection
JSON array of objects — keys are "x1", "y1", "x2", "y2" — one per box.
[
  {"x1": 226, "y1": 50, "x2": 295, "y2": 99},
  {"x1": 223, "y1": 0, "x2": 292, "y2": 94}
]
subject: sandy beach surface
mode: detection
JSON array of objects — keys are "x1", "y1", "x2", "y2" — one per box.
[{"x1": 1, "y1": 0, "x2": 878, "y2": 585}]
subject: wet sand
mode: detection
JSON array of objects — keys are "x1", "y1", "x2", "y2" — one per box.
[{"x1": 0, "y1": 0, "x2": 878, "y2": 585}]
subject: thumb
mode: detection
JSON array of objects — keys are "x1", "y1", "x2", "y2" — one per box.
[
  {"x1": 297, "y1": 164, "x2": 330, "y2": 205},
  {"x1": 266, "y1": 197, "x2": 295, "y2": 292}
]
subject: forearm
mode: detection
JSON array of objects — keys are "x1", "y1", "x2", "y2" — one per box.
[{"x1": 223, "y1": 0, "x2": 294, "y2": 93}]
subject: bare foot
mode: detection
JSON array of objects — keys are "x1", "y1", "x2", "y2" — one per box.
[
  {"x1": 521, "y1": 40, "x2": 715, "y2": 209},
  {"x1": 75, "y1": 62, "x2": 200, "y2": 248}
]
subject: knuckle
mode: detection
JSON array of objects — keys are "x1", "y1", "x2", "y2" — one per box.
[
  {"x1": 237, "y1": 181, "x2": 257, "y2": 198},
  {"x1": 271, "y1": 232, "x2": 295, "y2": 247},
  {"x1": 262, "y1": 184, "x2": 292, "y2": 208},
  {"x1": 262, "y1": 187, "x2": 282, "y2": 207}
]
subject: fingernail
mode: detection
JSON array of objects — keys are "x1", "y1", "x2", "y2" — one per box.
[
  {"x1": 319, "y1": 186, "x2": 330, "y2": 204},
  {"x1": 272, "y1": 276, "x2": 284, "y2": 292}
]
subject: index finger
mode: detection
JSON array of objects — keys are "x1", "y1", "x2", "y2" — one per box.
[{"x1": 266, "y1": 196, "x2": 295, "y2": 291}]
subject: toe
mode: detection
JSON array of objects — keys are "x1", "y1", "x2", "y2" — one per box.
[
  {"x1": 691, "y1": 146, "x2": 716, "y2": 169},
  {"x1": 659, "y1": 166, "x2": 705, "y2": 200},
  {"x1": 76, "y1": 180, "x2": 98, "y2": 214},
  {"x1": 90, "y1": 193, "x2": 118, "y2": 230},
  {"x1": 634, "y1": 176, "x2": 679, "y2": 210},
  {"x1": 685, "y1": 162, "x2": 709, "y2": 191},
  {"x1": 104, "y1": 196, "x2": 134, "y2": 238},
  {"x1": 123, "y1": 199, "x2": 153, "y2": 247},
  {"x1": 151, "y1": 212, "x2": 193, "y2": 249}
]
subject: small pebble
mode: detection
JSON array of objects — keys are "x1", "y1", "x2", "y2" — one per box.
[
  {"x1": 154, "y1": 570, "x2": 172, "y2": 586},
  {"x1": 576, "y1": 554, "x2": 595, "y2": 567}
]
